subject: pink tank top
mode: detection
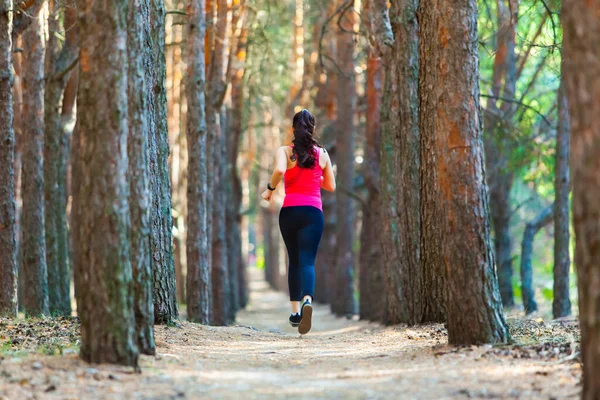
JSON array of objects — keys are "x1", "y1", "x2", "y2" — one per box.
[{"x1": 282, "y1": 146, "x2": 323, "y2": 211}]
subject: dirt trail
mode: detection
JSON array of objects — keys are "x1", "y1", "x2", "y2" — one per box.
[{"x1": 1, "y1": 268, "x2": 581, "y2": 399}]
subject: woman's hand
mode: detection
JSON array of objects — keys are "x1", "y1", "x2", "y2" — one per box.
[{"x1": 261, "y1": 189, "x2": 273, "y2": 202}]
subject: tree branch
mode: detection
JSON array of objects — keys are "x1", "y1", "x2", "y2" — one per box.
[{"x1": 480, "y1": 94, "x2": 552, "y2": 126}]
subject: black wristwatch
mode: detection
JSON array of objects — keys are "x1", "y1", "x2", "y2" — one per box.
[{"x1": 267, "y1": 183, "x2": 276, "y2": 191}]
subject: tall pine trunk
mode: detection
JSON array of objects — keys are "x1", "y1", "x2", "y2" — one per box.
[
  {"x1": 72, "y1": 0, "x2": 138, "y2": 366},
  {"x1": 562, "y1": 0, "x2": 600, "y2": 396},
  {"x1": 150, "y1": 0, "x2": 178, "y2": 325},
  {"x1": 484, "y1": 0, "x2": 519, "y2": 308},
  {"x1": 359, "y1": 52, "x2": 385, "y2": 322},
  {"x1": 333, "y1": 0, "x2": 357, "y2": 317},
  {"x1": 552, "y1": 73, "x2": 571, "y2": 319},
  {"x1": 418, "y1": 0, "x2": 510, "y2": 345},
  {"x1": 20, "y1": 9, "x2": 48, "y2": 316},
  {"x1": 208, "y1": 0, "x2": 232, "y2": 326},
  {"x1": 44, "y1": 0, "x2": 77, "y2": 316},
  {"x1": 186, "y1": 0, "x2": 212, "y2": 325},
  {"x1": 128, "y1": 0, "x2": 156, "y2": 355},
  {"x1": 0, "y1": 0, "x2": 17, "y2": 316}
]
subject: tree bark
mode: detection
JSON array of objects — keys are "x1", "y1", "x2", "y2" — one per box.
[
  {"x1": 483, "y1": 0, "x2": 519, "y2": 309},
  {"x1": 419, "y1": 0, "x2": 510, "y2": 345},
  {"x1": 552, "y1": 74, "x2": 571, "y2": 319},
  {"x1": 333, "y1": 0, "x2": 357, "y2": 317},
  {"x1": 72, "y1": 0, "x2": 138, "y2": 366},
  {"x1": 150, "y1": 0, "x2": 178, "y2": 325},
  {"x1": 128, "y1": 0, "x2": 156, "y2": 355},
  {"x1": 562, "y1": 1, "x2": 600, "y2": 397},
  {"x1": 44, "y1": 0, "x2": 77, "y2": 316},
  {"x1": 20, "y1": 9, "x2": 48, "y2": 316},
  {"x1": 186, "y1": 0, "x2": 211, "y2": 325},
  {"x1": 520, "y1": 204, "x2": 554, "y2": 314},
  {"x1": 208, "y1": 0, "x2": 232, "y2": 326},
  {"x1": 0, "y1": 0, "x2": 17, "y2": 316},
  {"x1": 228, "y1": 0, "x2": 248, "y2": 310},
  {"x1": 359, "y1": 51, "x2": 385, "y2": 322}
]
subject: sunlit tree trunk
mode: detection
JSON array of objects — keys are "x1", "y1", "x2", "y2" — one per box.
[
  {"x1": 72, "y1": 0, "x2": 138, "y2": 366},
  {"x1": 419, "y1": 0, "x2": 510, "y2": 345},
  {"x1": 13, "y1": 39, "x2": 23, "y2": 311},
  {"x1": 520, "y1": 204, "x2": 553, "y2": 314},
  {"x1": 128, "y1": 0, "x2": 156, "y2": 355},
  {"x1": 150, "y1": 0, "x2": 178, "y2": 325},
  {"x1": 562, "y1": 1, "x2": 600, "y2": 396},
  {"x1": 333, "y1": 0, "x2": 357, "y2": 317},
  {"x1": 553, "y1": 72, "x2": 571, "y2": 319},
  {"x1": 20, "y1": 8, "x2": 48, "y2": 316},
  {"x1": 186, "y1": 0, "x2": 211, "y2": 324},
  {"x1": 0, "y1": 0, "x2": 17, "y2": 316}
]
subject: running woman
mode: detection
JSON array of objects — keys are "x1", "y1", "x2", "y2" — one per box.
[{"x1": 261, "y1": 109, "x2": 336, "y2": 334}]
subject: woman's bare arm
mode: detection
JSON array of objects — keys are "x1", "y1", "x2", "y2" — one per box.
[
  {"x1": 261, "y1": 146, "x2": 288, "y2": 201},
  {"x1": 320, "y1": 149, "x2": 336, "y2": 192}
]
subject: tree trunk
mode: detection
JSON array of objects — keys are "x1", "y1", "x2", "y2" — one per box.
[
  {"x1": 359, "y1": 32, "x2": 385, "y2": 321},
  {"x1": 552, "y1": 74, "x2": 571, "y2": 319},
  {"x1": 13, "y1": 38, "x2": 23, "y2": 312},
  {"x1": 381, "y1": 0, "x2": 426, "y2": 326},
  {"x1": 520, "y1": 204, "x2": 554, "y2": 314},
  {"x1": 0, "y1": 0, "x2": 17, "y2": 316},
  {"x1": 208, "y1": 0, "x2": 232, "y2": 326},
  {"x1": 562, "y1": 1, "x2": 600, "y2": 397},
  {"x1": 44, "y1": 0, "x2": 77, "y2": 316},
  {"x1": 150, "y1": 0, "x2": 178, "y2": 325},
  {"x1": 20, "y1": 9, "x2": 48, "y2": 316},
  {"x1": 186, "y1": 0, "x2": 211, "y2": 325},
  {"x1": 128, "y1": 0, "x2": 156, "y2": 355},
  {"x1": 484, "y1": 0, "x2": 519, "y2": 309},
  {"x1": 229, "y1": 1, "x2": 248, "y2": 310},
  {"x1": 72, "y1": 0, "x2": 138, "y2": 366},
  {"x1": 333, "y1": 0, "x2": 357, "y2": 317},
  {"x1": 419, "y1": 0, "x2": 510, "y2": 345}
]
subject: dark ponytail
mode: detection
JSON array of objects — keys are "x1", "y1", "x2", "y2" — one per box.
[{"x1": 291, "y1": 109, "x2": 320, "y2": 168}]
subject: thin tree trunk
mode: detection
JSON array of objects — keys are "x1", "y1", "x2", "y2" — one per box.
[
  {"x1": 20, "y1": 9, "x2": 48, "y2": 316},
  {"x1": 0, "y1": 0, "x2": 17, "y2": 316},
  {"x1": 208, "y1": 0, "x2": 232, "y2": 326},
  {"x1": 44, "y1": 0, "x2": 77, "y2": 315},
  {"x1": 419, "y1": 0, "x2": 510, "y2": 345},
  {"x1": 359, "y1": 40, "x2": 385, "y2": 321},
  {"x1": 333, "y1": 0, "x2": 357, "y2": 317},
  {"x1": 520, "y1": 204, "x2": 554, "y2": 314},
  {"x1": 72, "y1": 0, "x2": 138, "y2": 366},
  {"x1": 13, "y1": 39, "x2": 23, "y2": 311},
  {"x1": 562, "y1": 1, "x2": 600, "y2": 397},
  {"x1": 150, "y1": 0, "x2": 178, "y2": 325},
  {"x1": 229, "y1": 0, "x2": 248, "y2": 310},
  {"x1": 128, "y1": 0, "x2": 156, "y2": 355},
  {"x1": 552, "y1": 74, "x2": 571, "y2": 319},
  {"x1": 186, "y1": 0, "x2": 211, "y2": 325},
  {"x1": 484, "y1": 0, "x2": 519, "y2": 309}
]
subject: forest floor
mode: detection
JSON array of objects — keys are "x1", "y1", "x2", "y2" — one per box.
[{"x1": 0, "y1": 269, "x2": 582, "y2": 399}]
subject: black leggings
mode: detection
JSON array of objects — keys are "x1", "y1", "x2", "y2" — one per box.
[{"x1": 279, "y1": 206, "x2": 324, "y2": 301}]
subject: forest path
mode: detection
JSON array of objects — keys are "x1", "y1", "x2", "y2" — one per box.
[{"x1": 3, "y1": 268, "x2": 580, "y2": 399}]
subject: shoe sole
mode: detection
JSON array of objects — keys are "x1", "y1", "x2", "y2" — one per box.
[
  {"x1": 289, "y1": 321, "x2": 300, "y2": 327},
  {"x1": 298, "y1": 304, "x2": 313, "y2": 335}
]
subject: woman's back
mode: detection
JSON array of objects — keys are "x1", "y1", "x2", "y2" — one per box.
[{"x1": 282, "y1": 146, "x2": 322, "y2": 211}]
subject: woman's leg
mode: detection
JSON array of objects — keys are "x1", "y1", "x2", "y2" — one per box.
[
  {"x1": 279, "y1": 208, "x2": 302, "y2": 311},
  {"x1": 296, "y1": 207, "x2": 324, "y2": 302}
]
